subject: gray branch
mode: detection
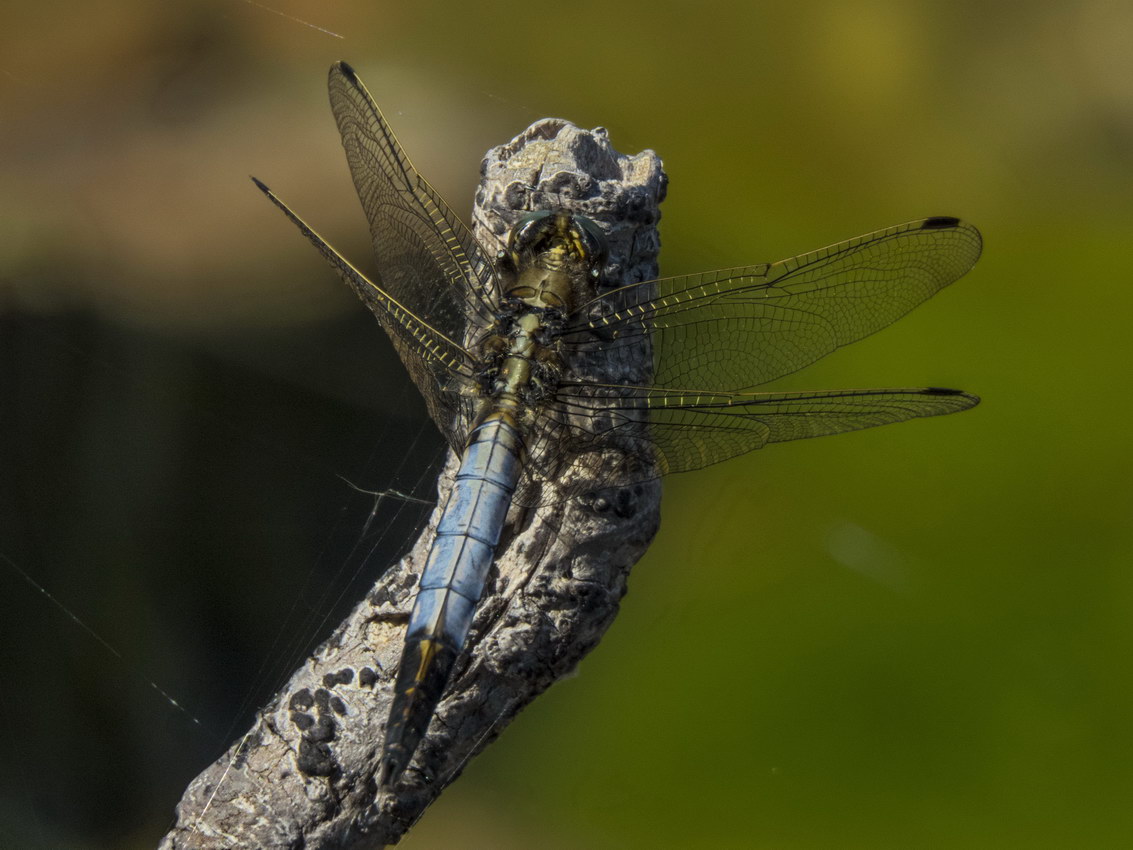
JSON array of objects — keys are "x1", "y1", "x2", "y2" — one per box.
[{"x1": 159, "y1": 118, "x2": 667, "y2": 849}]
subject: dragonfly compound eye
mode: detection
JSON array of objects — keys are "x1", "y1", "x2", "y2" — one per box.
[
  {"x1": 507, "y1": 210, "x2": 555, "y2": 265},
  {"x1": 574, "y1": 215, "x2": 610, "y2": 270}
]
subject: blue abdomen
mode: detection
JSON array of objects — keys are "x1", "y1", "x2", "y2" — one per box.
[{"x1": 379, "y1": 413, "x2": 524, "y2": 786}]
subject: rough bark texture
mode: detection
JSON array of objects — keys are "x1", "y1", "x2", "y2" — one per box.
[{"x1": 159, "y1": 118, "x2": 667, "y2": 849}]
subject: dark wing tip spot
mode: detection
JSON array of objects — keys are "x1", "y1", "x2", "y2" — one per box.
[
  {"x1": 336, "y1": 60, "x2": 357, "y2": 80},
  {"x1": 250, "y1": 175, "x2": 270, "y2": 193},
  {"x1": 921, "y1": 216, "x2": 962, "y2": 230},
  {"x1": 923, "y1": 387, "x2": 981, "y2": 407}
]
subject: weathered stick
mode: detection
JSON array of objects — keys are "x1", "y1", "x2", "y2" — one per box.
[{"x1": 159, "y1": 116, "x2": 667, "y2": 849}]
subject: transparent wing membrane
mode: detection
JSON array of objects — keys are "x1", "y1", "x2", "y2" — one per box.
[
  {"x1": 251, "y1": 178, "x2": 480, "y2": 441},
  {"x1": 508, "y1": 385, "x2": 977, "y2": 504},
  {"x1": 510, "y1": 217, "x2": 982, "y2": 503},
  {"x1": 328, "y1": 62, "x2": 501, "y2": 334},
  {"x1": 563, "y1": 383, "x2": 975, "y2": 471},
  {"x1": 325, "y1": 62, "x2": 505, "y2": 443},
  {"x1": 565, "y1": 218, "x2": 981, "y2": 393}
]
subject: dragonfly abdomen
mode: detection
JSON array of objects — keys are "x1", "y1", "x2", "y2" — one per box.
[{"x1": 380, "y1": 413, "x2": 524, "y2": 787}]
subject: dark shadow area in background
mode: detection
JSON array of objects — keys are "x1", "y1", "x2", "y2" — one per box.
[{"x1": 0, "y1": 306, "x2": 440, "y2": 847}]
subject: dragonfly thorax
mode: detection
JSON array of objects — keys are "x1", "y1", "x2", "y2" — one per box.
[
  {"x1": 475, "y1": 307, "x2": 565, "y2": 415},
  {"x1": 503, "y1": 210, "x2": 608, "y2": 311}
]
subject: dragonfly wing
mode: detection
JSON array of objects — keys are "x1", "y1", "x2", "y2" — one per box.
[
  {"x1": 514, "y1": 384, "x2": 978, "y2": 503},
  {"x1": 328, "y1": 62, "x2": 501, "y2": 336},
  {"x1": 565, "y1": 218, "x2": 981, "y2": 392},
  {"x1": 252, "y1": 178, "x2": 480, "y2": 440},
  {"x1": 605, "y1": 384, "x2": 978, "y2": 474},
  {"x1": 256, "y1": 61, "x2": 505, "y2": 446}
]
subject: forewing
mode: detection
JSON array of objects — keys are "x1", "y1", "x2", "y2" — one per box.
[
  {"x1": 328, "y1": 61, "x2": 501, "y2": 442},
  {"x1": 565, "y1": 218, "x2": 981, "y2": 392}
]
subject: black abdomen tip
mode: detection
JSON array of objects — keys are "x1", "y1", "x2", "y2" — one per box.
[{"x1": 921, "y1": 216, "x2": 962, "y2": 229}]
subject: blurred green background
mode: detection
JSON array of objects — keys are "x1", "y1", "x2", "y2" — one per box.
[{"x1": 2, "y1": 0, "x2": 1132, "y2": 847}]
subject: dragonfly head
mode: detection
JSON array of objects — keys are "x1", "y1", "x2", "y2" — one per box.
[{"x1": 505, "y1": 211, "x2": 609, "y2": 310}]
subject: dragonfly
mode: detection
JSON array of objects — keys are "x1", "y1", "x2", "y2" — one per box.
[{"x1": 253, "y1": 61, "x2": 981, "y2": 789}]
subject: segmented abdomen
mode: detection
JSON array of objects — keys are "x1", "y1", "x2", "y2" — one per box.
[{"x1": 380, "y1": 413, "x2": 524, "y2": 786}]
